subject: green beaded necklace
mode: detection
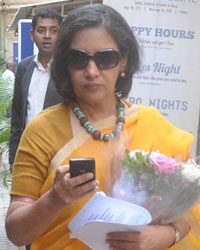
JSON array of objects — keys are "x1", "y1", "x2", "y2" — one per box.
[{"x1": 72, "y1": 100, "x2": 125, "y2": 141}]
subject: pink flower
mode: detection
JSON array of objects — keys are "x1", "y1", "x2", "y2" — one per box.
[
  {"x1": 153, "y1": 195, "x2": 162, "y2": 201},
  {"x1": 140, "y1": 174, "x2": 146, "y2": 180},
  {"x1": 150, "y1": 154, "x2": 180, "y2": 174}
]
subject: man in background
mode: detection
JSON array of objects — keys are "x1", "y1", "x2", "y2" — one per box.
[
  {"x1": 9, "y1": 8, "x2": 63, "y2": 167},
  {"x1": 2, "y1": 61, "x2": 16, "y2": 84}
]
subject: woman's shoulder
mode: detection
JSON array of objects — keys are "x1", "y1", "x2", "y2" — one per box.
[
  {"x1": 19, "y1": 103, "x2": 73, "y2": 159},
  {"x1": 39, "y1": 102, "x2": 69, "y2": 117},
  {"x1": 137, "y1": 104, "x2": 194, "y2": 154},
  {"x1": 137, "y1": 104, "x2": 181, "y2": 130},
  {"x1": 138, "y1": 104, "x2": 164, "y2": 118},
  {"x1": 24, "y1": 103, "x2": 72, "y2": 139},
  {"x1": 126, "y1": 102, "x2": 194, "y2": 141},
  {"x1": 31, "y1": 103, "x2": 69, "y2": 125},
  {"x1": 123, "y1": 101, "x2": 158, "y2": 114},
  {"x1": 124, "y1": 101, "x2": 160, "y2": 118}
]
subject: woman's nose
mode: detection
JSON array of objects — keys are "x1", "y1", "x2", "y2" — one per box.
[{"x1": 84, "y1": 60, "x2": 100, "y2": 78}]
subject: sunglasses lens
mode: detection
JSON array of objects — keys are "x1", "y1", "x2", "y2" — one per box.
[
  {"x1": 95, "y1": 50, "x2": 121, "y2": 69},
  {"x1": 67, "y1": 49, "x2": 121, "y2": 70},
  {"x1": 67, "y1": 50, "x2": 89, "y2": 69}
]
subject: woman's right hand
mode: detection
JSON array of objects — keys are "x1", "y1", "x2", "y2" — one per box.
[
  {"x1": 49, "y1": 164, "x2": 99, "y2": 209},
  {"x1": 6, "y1": 164, "x2": 98, "y2": 246}
]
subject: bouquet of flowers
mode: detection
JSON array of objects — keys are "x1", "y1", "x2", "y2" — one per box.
[{"x1": 106, "y1": 149, "x2": 200, "y2": 224}]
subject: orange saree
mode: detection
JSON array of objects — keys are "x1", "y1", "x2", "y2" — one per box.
[{"x1": 11, "y1": 103, "x2": 199, "y2": 249}]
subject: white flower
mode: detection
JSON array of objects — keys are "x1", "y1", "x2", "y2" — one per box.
[
  {"x1": 129, "y1": 149, "x2": 146, "y2": 158},
  {"x1": 181, "y1": 161, "x2": 200, "y2": 183},
  {"x1": 129, "y1": 150, "x2": 165, "y2": 160}
]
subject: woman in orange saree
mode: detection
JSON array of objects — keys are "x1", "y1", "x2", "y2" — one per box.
[{"x1": 6, "y1": 3, "x2": 200, "y2": 250}]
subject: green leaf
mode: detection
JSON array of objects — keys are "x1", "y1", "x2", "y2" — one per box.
[
  {"x1": 0, "y1": 54, "x2": 12, "y2": 187},
  {"x1": 0, "y1": 169, "x2": 11, "y2": 188}
]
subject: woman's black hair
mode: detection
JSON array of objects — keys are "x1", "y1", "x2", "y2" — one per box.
[{"x1": 51, "y1": 4, "x2": 140, "y2": 101}]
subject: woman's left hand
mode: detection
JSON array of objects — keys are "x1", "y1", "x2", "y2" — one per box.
[{"x1": 106, "y1": 224, "x2": 175, "y2": 250}]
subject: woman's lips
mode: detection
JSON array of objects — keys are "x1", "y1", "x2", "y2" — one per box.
[{"x1": 84, "y1": 83, "x2": 100, "y2": 90}]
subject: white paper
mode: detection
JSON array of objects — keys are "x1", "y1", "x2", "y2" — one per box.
[{"x1": 68, "y1": 192, "x2": 152, "y2": 250}]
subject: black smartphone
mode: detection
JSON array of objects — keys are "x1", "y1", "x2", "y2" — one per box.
[{"x1": 69, "y1": 158, "x2": 96, "y2": 184}]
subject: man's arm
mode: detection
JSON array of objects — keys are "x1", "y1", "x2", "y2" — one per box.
[{"x1": 9, "y1": 62, "x2": 24, "y2": 164}]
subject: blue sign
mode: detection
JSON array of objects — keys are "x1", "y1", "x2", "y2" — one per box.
[{"x1": 18, "y1": 19, "x2": 34, "y2": 62}]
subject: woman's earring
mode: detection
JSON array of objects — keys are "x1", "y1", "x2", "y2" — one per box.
[{"x1": 120, "y1": 72, "x2": 125, "y2": 77}]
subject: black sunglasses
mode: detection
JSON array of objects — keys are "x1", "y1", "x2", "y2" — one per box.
[{"x1": 66, "y1": 48, "x2": 122, "y2": 70}]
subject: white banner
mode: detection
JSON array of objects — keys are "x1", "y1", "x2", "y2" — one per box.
[{"x1": 103, "y1": 0, "x2": 200, "y2": 157}]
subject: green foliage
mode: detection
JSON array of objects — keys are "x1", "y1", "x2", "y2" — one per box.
[
  {"x1": 0, "y1": 57, "x2": 13, "y2": 153},
  {"x1": 0, "y1": 116, "x2": 11, "y2": 151},
  {"x1": 122, "y1": 149, "x2": 154, "y2": 187},
  {"x1": 0, "y1": 71, "x2": 13, "y2": 115},
  {"x1": 0, "y1": 54, "x2": 13, "y2": 188},
  {"x1": 0, "y1": 169, "x2": 11, "y2": 188},
  {"x1": 0, "y1": 54, "x2": 5, "y2": 70},
  {"x1": 122, "y1": 150, "x2": 170, "y2": 196}
]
